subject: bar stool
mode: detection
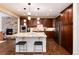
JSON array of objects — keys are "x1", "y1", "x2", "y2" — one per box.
[
  {"x1": 16, "y1": 41, "x2": 27, "y2": 53},
  {"x1": 34, "y1": 41, "x2": 43, "y2": 52}
]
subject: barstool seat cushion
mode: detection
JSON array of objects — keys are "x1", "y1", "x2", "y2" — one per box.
[
  {"x1": 34, "y1": 41, "x2": 42, "y2": 45},
  {"x1": 16, "y1": 41, "x2": 26, "y2": 45}
]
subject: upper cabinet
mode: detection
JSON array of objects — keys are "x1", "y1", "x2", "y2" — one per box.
[
  {"x1": 28, "y1": 18, "x2": 37, "y2": 27},
  {"x1": 60, "y1": 4, "x2": 73, "y2": 25},
  {"x1": 60, "y1": 4, "x2": 73, "y2": 54},
  {"x1": 20, "y1": 17, "x2": 54, "y2": 28},
  {"x1": 40, "y1": 18, "x2": 53, "y2": 27}
]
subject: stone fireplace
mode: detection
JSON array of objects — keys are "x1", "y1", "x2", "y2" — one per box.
[{"x1": 6, "y1": 29, "x2": 13, "y2": 35}]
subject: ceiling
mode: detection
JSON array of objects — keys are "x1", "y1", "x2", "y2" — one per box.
[
  {"x1": 0, "y1": 12, "x2": 10, "y2": 17},
  {"x1": 0, "y1": 3, "x2": 71, "y2": 18},
  {"x1": 77, "y1": 3, "x2": 79, "y2": 14}
]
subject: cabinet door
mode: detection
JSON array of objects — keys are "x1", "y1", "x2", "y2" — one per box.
[
  {"x1": 61, "y1": 11, "x2": 69, "y2": 25},
  {"x1": 64, "y1": 10, "x2": 69, "y2": 25},
  {"x1": 44, "y1": 31, "x2": 55, "y2": 39},
  {"x1": 60, "y1": 5, "x2": 73, "y2": 54},
  {"x1": 42, "y1": 19, "x2": 53, "y2": 27},
  {"x1": 63, "y1": 25, "x2": 73, "y2": 54},
  {"x1": 68, "y1": 7, "x2": 73, "y2": 25},
  {"x1": 61, "y1": 8, "x2": 73, "y2": 25},
  {"x1": 28, "y1": 19, "x2": 37, "y2": 27},
  {"x1": 61, "y1": 25, "x2": 73, "y2": 54},
  {"x1": 61, "y1": 25, "x2": 66, "y2": 48}
]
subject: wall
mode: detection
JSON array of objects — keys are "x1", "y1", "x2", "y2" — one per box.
[
  {"x1": 0, "y1": 12, "x2": 8, "y2": 32},
  {"x1": 2, "y1": 16, "x2": 18, "y2": 34},
  {"x1": 0, "y1": 5, "x2": 20, "y2": 33},
  {"x1": 76, "y1": 3, "x2": 79, "y2": 54},
  {"x1": 73, "y1": 3, "x2": 79, "y2": 54}
]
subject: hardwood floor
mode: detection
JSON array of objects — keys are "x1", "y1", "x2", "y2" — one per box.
[
  {"x1": 0, "y1": 38, "x2": 70, "y2": 55},
  {"x1": 0, "y1": 39, "x2": 15, "y2": 55}
]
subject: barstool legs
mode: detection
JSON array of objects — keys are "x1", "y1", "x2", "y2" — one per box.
[{"x1": 16, "y1": 41, "x2": 27, "y2": 55}]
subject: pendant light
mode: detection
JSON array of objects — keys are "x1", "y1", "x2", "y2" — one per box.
[
  {"x1": 23, "y1": 19, "x2": 26, "y2": 22},
  {"x1": 37, "y1": 8, "x2": 40, "y2": 20},
  {"x1": 23, "y1": 8, "x2": 27, "y2": 26},
  {"x1": 37, "y1": 20, "x2": 40, "y2": 24},
  {"x1": 37, "y1": 8, "x2": 40, "y2": 25},
  {"x1": 37, "y1": 17, "x2": 40, "y2": 20},
  {"x1": 28, "y1": 3, "x2": 31, "y2": 20}
]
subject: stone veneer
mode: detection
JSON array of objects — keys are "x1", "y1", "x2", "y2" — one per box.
[{"x1": 2, "y1": 16, "x2": 18, "y2": 34}]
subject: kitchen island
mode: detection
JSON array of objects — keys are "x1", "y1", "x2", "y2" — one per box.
[{"x1": 14, "y1": 32, "x2": 47, "y2": 52}]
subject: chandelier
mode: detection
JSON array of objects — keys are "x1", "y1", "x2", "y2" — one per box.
[
  {"x1": 27, "y1": 3, "x2": 31, "y2": 20},
  {"x1": 37, "y1": 8, "x2": 40, "y2": 24},
  {"x1": 37, "y1": 8, "x2": 40, "y2": 20}
]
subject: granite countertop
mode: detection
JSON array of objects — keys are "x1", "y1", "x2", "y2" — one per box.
[
  {"x1": 14, "y1": 32, "x2": 47, "y2": 38},
  {"x1": 30, "y1": 27, "x2": 55, "y2": 32}
]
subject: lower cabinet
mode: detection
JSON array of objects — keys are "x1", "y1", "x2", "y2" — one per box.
[
  {"x1": 44, "y1": 31, "x2": 55, "y2": 39},
  {"x1": 61, "y1": 25, "x2": 73, "y2": 54}
]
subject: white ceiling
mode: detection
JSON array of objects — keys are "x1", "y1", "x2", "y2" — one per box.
[
  {"x1": 0, "y1": 3, "x2": 71, "y2": 18},
  {"x1": 0, "y1": 12, "x2": 10, "y2": 17},
  {"x1": 77, "y1": 4, "x2": 79, "y2": 14}
]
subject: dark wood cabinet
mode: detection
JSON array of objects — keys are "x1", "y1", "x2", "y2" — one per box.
[
  {"x1": 45, "y1": 31, "x2": 55, "y2": 39},
  {"x1": 28, "y1": 18, "x2": 37, "y2": 27},
  {"x1": 20, "y1": 17, "x2": 54, "y2": 27},
  {"x1": 55, "y1": 4, "x2": 73, "y2": 54},
  {"x1": 60, "y1": 4, "x2": 73, "y2": 54},
  {"x1": 61, "y1": 6, "x2": 73, "y2": 25},
  {"x1": 39, "y1": 18, "x2": 53, "y2": 27},
  {"x1": 20, "y1": 18, "x2": 54, "y2": 39},
  {"x1": 63, "y1": 25, "x2": 72, "y2": 53},
  {"x1": 61, "y1": 25, "x2": 73, "y2": 53}
]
